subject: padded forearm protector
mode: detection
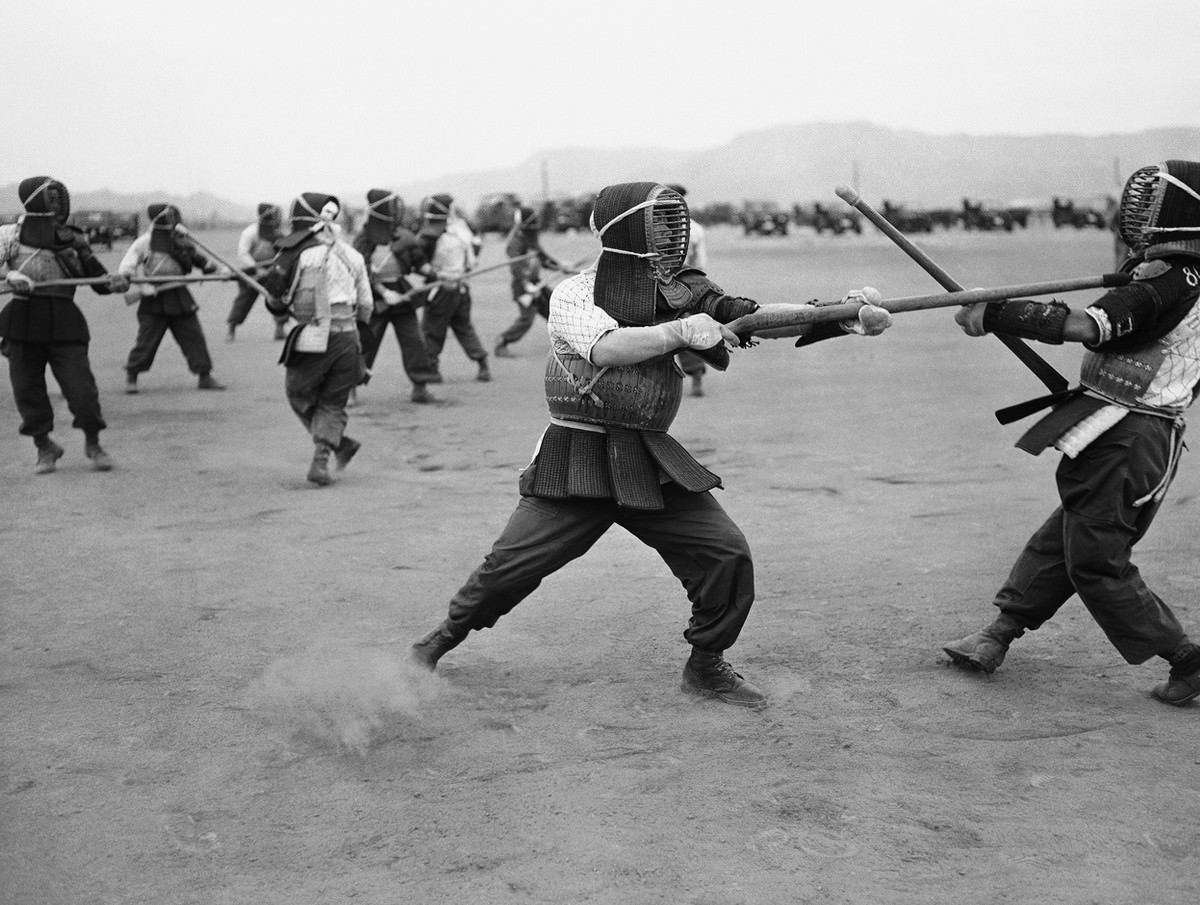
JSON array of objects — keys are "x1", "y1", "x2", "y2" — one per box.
[{"x1": 982, "y1": 299, "x2": 1070, "y2": 344}]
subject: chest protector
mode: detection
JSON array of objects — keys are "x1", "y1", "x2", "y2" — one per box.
[
  {"x1": 369, "y1": 244, "x2": 402, "y2": 285},
  {"x1": 9, "y1": 242, "x2": 76, "y2": 299},
  {"x1": 286, "y1": 245, "x2": 337, "y2": 324},
  {"x1": 1080, "y1": 272, "x2": 1200, "y2": 414},
  {"x1": 545, "y1": 352, "x2": 683, "y2": 431},
  {"x1": 145, "y1": 247, "x2": 186, "y2": 291}
]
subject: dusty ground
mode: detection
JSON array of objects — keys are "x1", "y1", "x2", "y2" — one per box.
[{"x1": 2, "y1": 222, "x2": 1198, "y2": 905}]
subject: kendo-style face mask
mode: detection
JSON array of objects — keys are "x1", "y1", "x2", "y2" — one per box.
[
  {"x1": 591, "y1": 182, "x2": 692, "y2": 326},
  {"x1": 1119, "y1": 161, "x2": 1200, "y2": 255},
  {"x1": 290, "y1": 194, "x2": 341, "y2": 235},
  {"x1": 20, "y1": 177, "x2": 71, "y2": 224},
  {"x1": 17, "y1": 176, "x2": 72, "y2": 248},
  {"x1": 366, "y1": 190, "x2": 403, "y2": 244},
  {"x1": 593, "y1": 185, "x2": 690, "y2": 283}
]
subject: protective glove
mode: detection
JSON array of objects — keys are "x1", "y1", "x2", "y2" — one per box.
[
  {"x1": 837, "y1": 287, "x2": 892, "y2": 335},
  {"x1": 5, "y1": 271, "x2": 36, "y2": 293},
  {"x1": 665, "y1": 312, "x2": 739, "y2": 350},
  {"x1": 107, "y1": 272, "x2": 131, "y2": 293},
  {"x1": 381, "y1": 288, "x2": 404, "y2": 307},
  {"x1": 954, "y1": 302, "x2": 988, "y2": 336}
]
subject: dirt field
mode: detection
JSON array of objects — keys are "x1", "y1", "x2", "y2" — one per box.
[{"x1": 2, "y1": 221, "x2": 1198, "y2": 905}]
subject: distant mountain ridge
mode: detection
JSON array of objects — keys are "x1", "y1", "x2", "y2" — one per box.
[
  {"x1": 389, "y1": 122, "x2": 1200, "y2": 210},
  {"x1": 4, "y1": 123, "x2": 1197, "y2": 220}
]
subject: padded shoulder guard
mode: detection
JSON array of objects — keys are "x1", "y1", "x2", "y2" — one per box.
[{"x1": 1088, "y1": 257, "x2": 1200, "y2": 347}]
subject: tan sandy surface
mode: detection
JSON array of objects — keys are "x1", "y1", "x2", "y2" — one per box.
[{"x1": 2, "y1": 224, "x2": 1198, "y2": 905}]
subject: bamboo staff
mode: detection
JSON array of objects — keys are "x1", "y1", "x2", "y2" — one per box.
[
  {"x1": 835, "y1": 184, "x2": 1071, "y2": 394},
  {"x1": 173, "y1": 224, "x2": 273, "y2": 299},
  {"x1": 0, "y1": 273, "x2": 238, "y2": 295},
  {"x1": 725, "y1": 272, "x2": 1132, "y2": 337}
]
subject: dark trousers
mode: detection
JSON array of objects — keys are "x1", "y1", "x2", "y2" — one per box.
[
  {"x1": 444, "y1": 483, "x2": 756, "y2": 652},
  {"x1": 364, "y1": 303, "x2": 439, "y2": 386},
  {"x1": 421, "y1": 287, "x2": 487, "y2": 368},
  {"x1": 285, "y1": 331, "x2": 361, "y2": 448},
  {"x1": 993, "y1": 414, "x2": 1187, "y2": 663},
  {"x1": 498, "y1": 289, "x2": 551, "y2": 347},
  {"x1": 4, "y1": 340, "x2": 106, "y2": 439},
  {"x1": 227, "y1": 279, "x2": 287, "y2": 327},
  {"x1": 126, "y1": 310, "x2": 213, "y2": 376}
]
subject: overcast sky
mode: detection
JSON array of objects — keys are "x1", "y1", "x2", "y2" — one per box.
[{"x1": 5, "y1": 0, "x2": 1197, "y2": 205}]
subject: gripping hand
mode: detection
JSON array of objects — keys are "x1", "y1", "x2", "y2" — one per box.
[
  {"x1": 954, "y1": 302, "x2": 987, "y2": 337},
  {"x1": 668, "y1": 313, "x2": 738, "y2": 350},
  {"x1": 839, "y1": 287, "x2": 891, "y2": 335},
  {"x1": 5, "y1": 271, "x2": 35, "y2": 294},
  {"x1": 107, "y1": 272, "x2": 131, "y2": 293}
]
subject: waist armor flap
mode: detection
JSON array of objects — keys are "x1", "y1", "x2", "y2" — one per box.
[
  {"x1": 545, "y1": 351, "x2": 682, "y2": 431},
  {"x1": 11, "y1": 244, "x2": 74, "y2": 299}
]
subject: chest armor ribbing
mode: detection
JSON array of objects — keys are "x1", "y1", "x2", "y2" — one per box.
[
  {"x1": 370, "y1": 245, "x2": 402, "y2": 284},
  {"x1": 10, "y1": 243, "x2": 74, "y2": 298},
  {"x1": 544, "y1": 352, "x2": 683, "y2": 431},
  {"x1": 146, "y1": 249, "x2": 185, "y2": 277},
  {"x1": 1080, "y1": 300, "x2": 1200, "y2": 412}
]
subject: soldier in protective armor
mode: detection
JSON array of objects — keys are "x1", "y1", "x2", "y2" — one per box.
[
  {"x1": 409, "y1": 182, "x2": 892, "y2": 708},
  {"x1": 352, "y1": 190, "x2": 441, "y2": 404},
  {"x1": 119, "y1": 204, "x2": 228, "y2": 393},
  {"x1": 943, "y1": 160, "x2": 1200, "y2": 706},
  {"x1": 415, "y1": 193, "x2": 491, "y2": 383},
  {"x1": 226, "y1": 203, "x2": 288, "y2": 342},
  {"x1": 260, "y1": 193, "x2": 373, "y2": 486},
  {"x1": 493, "y1": 204, "x2": 564, "y2": 359},
  {"x1": 0, "y1": 176, "x2": 130, "y2": 473}
]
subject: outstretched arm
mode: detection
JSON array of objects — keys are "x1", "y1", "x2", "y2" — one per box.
[{"x1": 590, "y1": 315, "x2": 738, "y2": 367}]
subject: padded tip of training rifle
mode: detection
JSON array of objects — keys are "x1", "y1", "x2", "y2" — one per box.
[
  {"x1": 834, "y1": 184, "x2": 858, "y2": 203},
  {"x1": 1103, "y1": 271, "x2": 1132, "y2": 287}
]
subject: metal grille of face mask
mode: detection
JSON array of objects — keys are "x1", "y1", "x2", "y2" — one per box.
[
  {"x1": 1119, "y1": 165, "x2": 1164, "y2": 250},
  {"x1": 647, "y1": 193, "x2": 689, "y2": 279}
]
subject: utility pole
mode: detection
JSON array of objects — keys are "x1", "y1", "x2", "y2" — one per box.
[{"x1": 541, "y1": 160, "x2": 550, "y2": 203}]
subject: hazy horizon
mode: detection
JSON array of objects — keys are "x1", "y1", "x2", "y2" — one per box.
[{"x1": 4, "y1": 0, "x2": 1198, "y2": 206}]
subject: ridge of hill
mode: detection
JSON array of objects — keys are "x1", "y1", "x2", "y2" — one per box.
[{"x1": 4, "y1": 122, "x2": 1196, "y2": 220}]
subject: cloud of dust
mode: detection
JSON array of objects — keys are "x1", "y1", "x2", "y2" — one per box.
[{"x1": 247, "y1": 639, "x2": 442, "y2": 756}]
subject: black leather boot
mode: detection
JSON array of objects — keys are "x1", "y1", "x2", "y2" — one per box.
[
  {"x1": 943, "y1": 613, "x2": 1026, "y2": 674},
  {"x1": 1153, "y1": 641, "x2": 1200, "y2": 706},
  {"x1": 411, "y1": 622, "x2": 464, "y2": 671},
  {"x1": 681, "y1": 648, "x2": 767, "y2": 708}
]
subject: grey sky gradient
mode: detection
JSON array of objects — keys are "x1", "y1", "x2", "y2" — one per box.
[{"x1": 5, "y1": 0, "x2": 1197, "y2": 205}]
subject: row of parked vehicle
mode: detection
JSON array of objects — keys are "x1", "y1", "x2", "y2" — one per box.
[
  {"x1": 724, "y1": 196, "x2": 1114, "y2": 237},
  {"x1": 466, "y1": 191, "x2": 1117, "y2": 239}
]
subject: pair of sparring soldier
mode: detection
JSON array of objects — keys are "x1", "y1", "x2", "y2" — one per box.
[{"x1": 412, "y1": 170, "x2": 1200, "y2": 711}]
